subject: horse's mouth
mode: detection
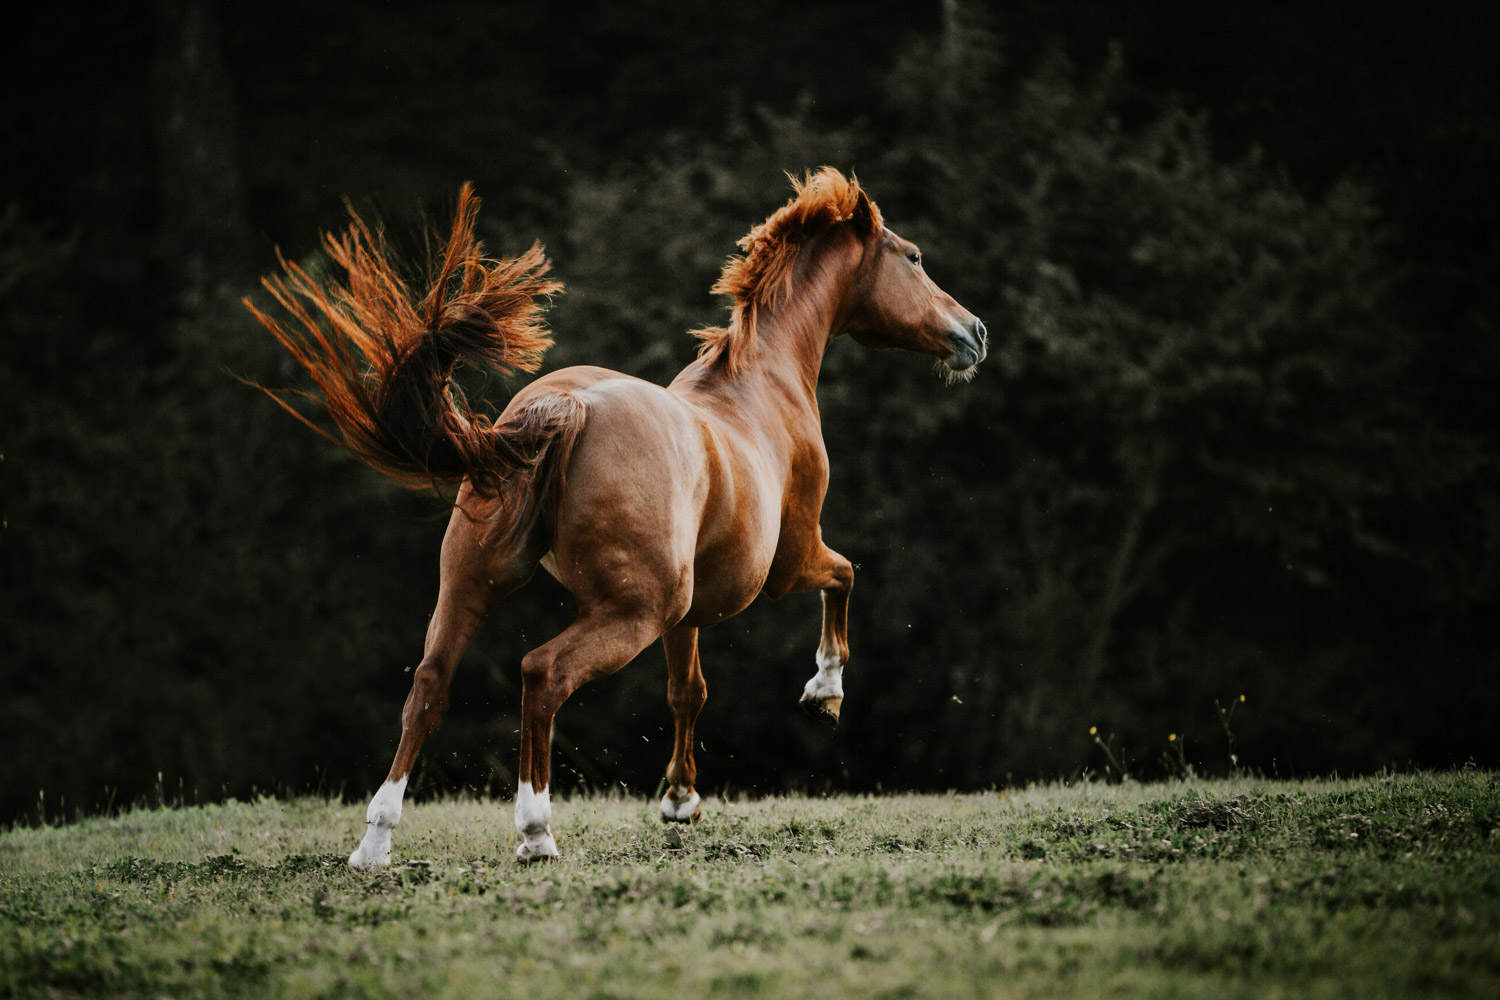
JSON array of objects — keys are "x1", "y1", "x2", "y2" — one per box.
[
  {"x1": 944, "y1": 319, "x2": 987, "y2": 368},
  {"x1": 940, "y1": 322, "x2": 987, "y2": 383},
  {"x1": 946, "y1": 346, "x2": 984, "y2": 370}
]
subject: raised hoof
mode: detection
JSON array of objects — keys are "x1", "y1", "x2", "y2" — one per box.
[
  {"x1": 660, "y1": 805, "x2": 702, "y2": 825},
  {"x1": 800, "y1": 694, "x2": 842, "y2": 727}
]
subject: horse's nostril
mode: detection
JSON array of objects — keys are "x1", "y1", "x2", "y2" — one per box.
[{"x1": 974, "y1": 319, "x2": 988, "y2": 347}]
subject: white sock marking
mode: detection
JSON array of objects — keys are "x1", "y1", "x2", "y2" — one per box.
[
  {"x1": 348, "y1": 776, "x2": 407, "y2": 870},
  {"x1": 515, "y1": 781, "x2": 558, "y2": 861},
  {"x1": 803, "y1": 647, "x2": 845, "y2": 701},
  {"x1": 660, "y1": 790, "x2": 701, "y2": 822}
]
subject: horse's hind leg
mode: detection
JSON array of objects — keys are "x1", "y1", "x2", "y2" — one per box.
[
  {"x1": 348, "y1": 587, "x2": 490, "y2": 869},
  {"x1": 348, "y1": 507, "x2": 536, "y2": 870},
  {"x1": 514, "y1": 608, "x2": 663, "y2": 861},
  {"x1": 795, "y1": 544, "x2": 855, "y2": 726},
  {"x1": 660, "y1": 625, "x2": 706, "y2": 823}
]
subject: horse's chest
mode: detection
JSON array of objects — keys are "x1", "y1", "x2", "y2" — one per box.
[
  {"x1": 681, "y1": 481, "x2": 803, "y2": 622},
  {"x1": 685, "y1": 432, "x2": 826, "y2": 619},
  {"x1": 759, "y1": 484, "x2": 828, "y2": 597},
  {"x1": 684, "y1": 499, "x2": 780, "y2": 621}
]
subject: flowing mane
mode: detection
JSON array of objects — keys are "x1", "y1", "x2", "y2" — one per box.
[{"x1": 693, "y1": 167, "x2": 884, "y2": 375}]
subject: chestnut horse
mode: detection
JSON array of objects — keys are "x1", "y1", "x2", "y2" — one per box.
[{"x1": 246, "y1": 168, "x2": 986, "y2": 866}]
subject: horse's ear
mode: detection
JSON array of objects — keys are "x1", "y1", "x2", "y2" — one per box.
[{"x1": 850, "y1": 183, "x2": 882, "y2": 238}]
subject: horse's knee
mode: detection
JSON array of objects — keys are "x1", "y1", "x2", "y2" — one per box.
[
  {"x1": 831, "y1": 557, "x2": 854, "y2": 591},
  {"x1": 411, "y1": 656, "x2": 447, "y2": 689},
  {"x1": 669, "y1": 674, "x2": 707, "y2": 715}
]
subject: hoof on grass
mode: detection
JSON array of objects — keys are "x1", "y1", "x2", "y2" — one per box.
[
  {"x1": 348, "y1": 831, "x2": 393, "y2": 871},
  {"x1": 660, "y1": 790, "x2": 702, "y2": 824},
  {"x1": 515, "y1": 832, "x2": 559, "y2": 864}
]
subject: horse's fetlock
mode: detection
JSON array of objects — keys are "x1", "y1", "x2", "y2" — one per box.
[
  {"x1": 665, "y1": 761, "x2": 697, "y2": 789},
  {"x1": 660, "y1": 788, "x2": 702, "y2": 823}
]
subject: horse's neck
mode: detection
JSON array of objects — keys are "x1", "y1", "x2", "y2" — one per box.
[
  {"x1": 733, "y1": 233, "x2": 859, "y2": 414},
  {"x1": 742, "y1": 311, "x2": 829, "y2": 413},
  {"x1": 673, "y1": 230, "x2": 861, "y2": 461},
  {"x1": 670, "y1": 304, "x2": 831, "y2": 471}
]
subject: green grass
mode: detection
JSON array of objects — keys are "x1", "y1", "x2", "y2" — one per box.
[{"x1": 3, "y1": 771, "x2": 1498, "y2": 999}]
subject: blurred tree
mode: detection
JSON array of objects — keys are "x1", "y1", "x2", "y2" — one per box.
[
  {"x1": 152, "y1": 0, "x2": 249, "y2": 306},
  {"x1": 868, "y1": 17, "x2": 1490, "y2": 780}
]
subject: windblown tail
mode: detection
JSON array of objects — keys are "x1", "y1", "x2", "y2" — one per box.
[{"x1": 244, "y1": 184, "x2": 564, "y2": 498}]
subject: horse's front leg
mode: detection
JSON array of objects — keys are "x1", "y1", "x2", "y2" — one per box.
[
  {"x1": 794, "y1": 544, "x2": 854, "y2": 726},
  {"x1": 660, "y1": 625, "x2": 706, "y2": 822}
]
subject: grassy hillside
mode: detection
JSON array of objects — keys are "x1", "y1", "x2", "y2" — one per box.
[{"x1": 3, "y1": 771, "x2": 1497, "y2": 998}]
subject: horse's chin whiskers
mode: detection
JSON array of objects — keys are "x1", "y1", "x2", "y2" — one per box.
[{"x1": 935, "y1": 358, "x2": 980, "y2": 386}]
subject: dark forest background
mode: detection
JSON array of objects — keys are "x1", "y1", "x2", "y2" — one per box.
[{"x1": 2, "y1": 0, "x2": 1497, "y2": 825}]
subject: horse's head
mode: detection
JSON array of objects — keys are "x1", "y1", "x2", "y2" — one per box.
[
  {"x1": 839, "y1": 227, "x2": 988, "y2": 382},
  {"x1": 696, "y1": 169, "x2": 987, "y2": 381}
]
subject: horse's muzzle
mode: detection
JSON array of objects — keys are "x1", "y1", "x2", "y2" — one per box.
[{"x1": 944, "y1": 318, "x2": 988, "y2": 372}]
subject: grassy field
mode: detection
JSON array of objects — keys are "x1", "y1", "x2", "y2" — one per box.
[{"x1": 2, "y1": 771, "x2": 1497, "y2": 999}]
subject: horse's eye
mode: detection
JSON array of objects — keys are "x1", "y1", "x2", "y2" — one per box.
[{"x1": 907, "y1": 251, "x2": 922, "y2": 266}]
